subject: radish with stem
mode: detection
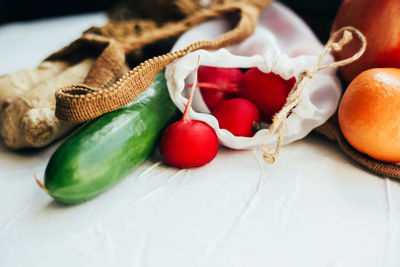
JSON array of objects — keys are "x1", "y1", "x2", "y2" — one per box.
[
  {"x1": 187, "y1": 66, "x2": 243, "y2": 111},
  {"x1": 160, "y1": 58, "x2": 219, "y2": 168}
]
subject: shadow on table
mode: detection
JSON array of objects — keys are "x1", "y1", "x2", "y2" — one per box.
[
  {"x1": 0, "y1": 137, "x2": 61, "y2": 163},
  {"x1": 44, "y1": 199, "x2": 88, "y2": 210}
]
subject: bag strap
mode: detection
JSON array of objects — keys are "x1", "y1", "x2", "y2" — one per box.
[
  {"x1": 55, "y1": 0, "x2": 272, "y2": 123},
  {"x1": 315, "y1": 115, "x2": 400, "y2": 180}
]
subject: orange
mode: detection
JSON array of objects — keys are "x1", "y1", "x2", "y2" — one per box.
[{"x1": 338, "y1": 68, "x2": 400, "y2": 163}]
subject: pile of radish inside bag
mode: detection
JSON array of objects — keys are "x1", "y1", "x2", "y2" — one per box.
[{"x1": 165, "y1": 2, "x2": 341, "y2": 149}]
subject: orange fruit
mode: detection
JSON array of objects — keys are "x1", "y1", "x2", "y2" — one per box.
[{"x1": 338, "y1": 68, "x2": 400, "y2": 162}]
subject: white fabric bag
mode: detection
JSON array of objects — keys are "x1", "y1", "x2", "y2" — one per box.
[{"x1": 165, "y1": 2, "x2": 341, "y2": 149}]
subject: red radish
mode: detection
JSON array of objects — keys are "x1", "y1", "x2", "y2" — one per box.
[
  {"x1": 160, "y1": 62, "x2": 219, "y2": 168},
  {"x1": 239, "y1": 68, "x2": 296, "y2": 122},
  {"x1": 196, "y1": 66, "x2": 243, "y2": 111},
  {"x1": 212, "y1": 98, "x2": 261, "y2": 137}
]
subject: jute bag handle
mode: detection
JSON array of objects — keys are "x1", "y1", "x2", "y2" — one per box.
[{"x1": 55, "y1": 0, "x2": 272, "y2": 123}]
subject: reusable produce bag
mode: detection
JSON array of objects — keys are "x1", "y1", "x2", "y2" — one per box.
[
  {"x1": 166, "y1": 2, "x2": 341, "y2": 151},
  {"x1": 166, "y1": 2, "x2": 400, "y2": 178}
]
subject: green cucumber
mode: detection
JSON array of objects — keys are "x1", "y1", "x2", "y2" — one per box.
[{"x1": 44, "y1": 70, "x2": 179, "y2": 204}]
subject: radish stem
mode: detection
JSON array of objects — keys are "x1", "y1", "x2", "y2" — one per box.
[
  {"x1": 159, "y1": 56, "x2": 219, "y2": 168},
  {"x1": 185, "y1": 82, "x2": 239, "y2": 93},
  {"x1": 182, "y1": 56, "x2": 201, "y2": 122}
]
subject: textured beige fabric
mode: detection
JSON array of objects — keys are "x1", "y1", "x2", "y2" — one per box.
[{"x1": 54, "y1": 0, "x2": 272, "y2": 122}]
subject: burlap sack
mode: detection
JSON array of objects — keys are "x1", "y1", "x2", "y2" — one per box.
[
  {"x1": 54, "y1": 0, "x2": 272, "y2": 122},
  {"x1": 0, "y1": 0, "x2": 271, "y2": 149}
]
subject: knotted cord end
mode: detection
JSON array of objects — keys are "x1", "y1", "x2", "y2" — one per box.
[
  {"x1": 262, "y1": 144, "x2": 277, "y2": 164},
  {"x1": 331, "y1": 30, "x2": 353, "y2": 51},
  {"x1": 260, "y1": 26, "x2": 367, "y2": 165}
]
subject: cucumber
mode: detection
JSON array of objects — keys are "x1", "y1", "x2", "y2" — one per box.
[{"x1": 44, "y1": 70, "x2": 179, "y2": 204}]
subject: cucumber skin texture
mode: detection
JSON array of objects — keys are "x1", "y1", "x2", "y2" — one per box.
[{"x1": 45, "y1": 70, "x2": 179, "y2": 204}]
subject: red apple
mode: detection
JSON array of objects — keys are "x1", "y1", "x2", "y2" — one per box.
[{"x1": 332, "y1": 0, "x2": 400, "y2": 83}]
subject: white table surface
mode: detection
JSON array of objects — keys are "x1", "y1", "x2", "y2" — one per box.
[{"x1": 1, "y1": 11, "x2": 400, "y2": 267}]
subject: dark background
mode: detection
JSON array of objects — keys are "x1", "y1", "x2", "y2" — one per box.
[
  {"x1": 0, "y1": 0, "x2": 343, "y2": 41},
  {"x1": 0, "y1": 0, "x2": 113, "y2": 23}
]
